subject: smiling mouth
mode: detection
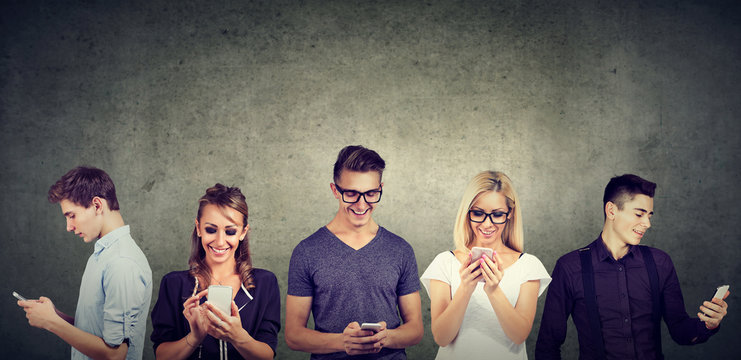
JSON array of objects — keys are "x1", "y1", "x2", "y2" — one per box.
[
  {"x1": 633, "y1": 229, "x2": 646, "y2": 237},
  {"x1": 209, "y1": 245, "x2": 231, "y2": 254},
  {"x1": 480, "y1": 229, "x2": 495, "y2": 236},
  {"x1": 351, "y1": 208, "x2": 369, "y2": 215}
]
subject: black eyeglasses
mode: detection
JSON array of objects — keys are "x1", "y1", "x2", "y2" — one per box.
[
  {"x1": 468, "y1": 209, "x2": 510, "y2": 224},
  {"x1": 334, "y1": 184, "x2": 383, "y2": 204}
]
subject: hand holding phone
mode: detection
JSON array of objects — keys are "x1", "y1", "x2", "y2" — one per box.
[{"x1": 470, "y1": 247, "x2": 494, "y2": 262}]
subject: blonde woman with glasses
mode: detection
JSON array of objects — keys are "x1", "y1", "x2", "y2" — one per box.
[{"x1": 421, "y1": 171, "x2": 551, "y2": 359}]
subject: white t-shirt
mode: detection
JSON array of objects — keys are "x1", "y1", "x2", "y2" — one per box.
[{"x1": 421, "y1": 251, "x2": 551, "y2": 359}]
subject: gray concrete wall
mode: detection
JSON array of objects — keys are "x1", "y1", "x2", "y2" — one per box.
[{"x1": 1, "y1": 0, "x2": 739, "y2": 358}]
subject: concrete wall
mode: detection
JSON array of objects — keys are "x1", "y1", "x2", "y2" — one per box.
[{"x1": 1, "y1": 0, "x2": 739, "y2": 358}]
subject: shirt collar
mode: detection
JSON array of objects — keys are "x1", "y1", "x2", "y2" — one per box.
[
  {"x1": 594, "y1": 233, "x2": 638, "y2": 262},
  {"x1": 93, "y1": 225, "x2": 130, "y2": 255}
]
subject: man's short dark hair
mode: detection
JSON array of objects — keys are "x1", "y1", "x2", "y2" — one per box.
[
  {"x1": 48, "y1": 166, "x2": 120, "y2": 210},
  {"x1": 333, "y1": 145, "x2": 386, "y2": 183},
  {"x1": 603, "y1": 174, "x2": 656, "y2": 213}
]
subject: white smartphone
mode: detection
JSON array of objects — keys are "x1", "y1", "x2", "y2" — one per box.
[
  {"x1": 12, "y1": 291, "x2": 27, "y2": 301},
  {"x1": 470, "y1": 247, "x2": 493, "y2": 262},
  {"x1": 207, "y1": 285, "x2": 233, "y2": 316},
  {"x1": 360, "y1": 322, "x2": 382, "y2": 332},
  {"x1": 713, "y1": 285, "x2": 730, "y2": 300}
]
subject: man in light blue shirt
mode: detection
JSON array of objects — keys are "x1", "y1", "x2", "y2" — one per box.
[{"x1": 17, "y1": 166, "x2": 152, "y2": 360}]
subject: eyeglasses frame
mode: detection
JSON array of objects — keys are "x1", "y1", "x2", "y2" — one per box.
[{"x1": 334, "y1": 184, "x2": 383, "y2": 204}]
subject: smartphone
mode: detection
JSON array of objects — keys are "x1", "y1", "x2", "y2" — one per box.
[
  {"x1": 360, "y1": 322, "x2": 382, "y2": 332},
  {"x1": 207, "y1": 285, "x2": 232, "y2": 316},
  {"x1": 12, "y1": 291, "x2": 27, "y2": 301},
  {"x1": 712, "y1": 285, "x2": 730, "y2": 300},
  {"x1": 470, "y1": 247, "x2": 493, "y2": 262}
]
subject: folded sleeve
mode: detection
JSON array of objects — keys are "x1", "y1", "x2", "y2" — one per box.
[
  {"x1": 420, "y1": 252, "x2": 453, "y2": 297},
  {"x1": 101, "y1": 257, "x2": 150, "y2": 347},
  {"x1": 523, "y1": 254, "x2": 552, "y2": 297}
]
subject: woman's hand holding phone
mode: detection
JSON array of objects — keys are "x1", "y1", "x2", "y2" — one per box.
[
  {"x1": 458, "y1": 252, "x2": 483, "y2": 296},
  {"x1": 203, "y1": 300, "x2": 246, "y2": 342},
  {"x1": 183, "y1": 290, "x2": 209, "y2": 342},
  {"x1": 480, "y1": 251, "x2": 504, "y2": 295}
]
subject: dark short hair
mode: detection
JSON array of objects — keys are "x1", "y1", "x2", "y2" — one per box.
[
  {"x1": 48, "y1": 166, "x2": 120, "y2": 210},
  {"x1": 603, "y1": 174, "x2": 656, "y2": 213},
  {"x1": 332, "y1": 145, "x2": 386, "y2": 183}
]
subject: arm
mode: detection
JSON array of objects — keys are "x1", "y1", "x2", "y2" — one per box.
[
  {"x1": 19, "y1": 297, "x2": 128, "y2": 360},
  {"x1": 154, "y1": 290, "x2": 208, "y2": 360},
  {"x1": 534, "y1": 260, "x2": 571, "y2": 360},
  {"x1": 284, "y1": 295, "x2": 344, "y2": 354},
  {"x1": 429, "y1": 254, "x2": 482, "y2": 346},
  {"x1": 480, "y1": 253, "x2": 539, "y2": 344},
  {"x1": 661, "y1": 259, "x2": 723, "y2": 345},
  {"x1": 381, "y1": 291, "x2": 423, "y2": 349}
]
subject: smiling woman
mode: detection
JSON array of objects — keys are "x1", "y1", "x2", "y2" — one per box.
[{"x1": 150, "y1": 184, "x2": 281, "y2": 360}]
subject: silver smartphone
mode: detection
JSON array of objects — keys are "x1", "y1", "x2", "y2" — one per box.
[
  {"x1": 12, "y1": 291, "x2": 27, "y2": 301},
  {"x1": 713, "y1": 285, "x2": 730, "y2": 300},
  {"x1": 207, "y1": 285, "x2": 233, "y2": 316},
  {"x1": 360, "y1": 322, "x2": 382, "y2": 332}
]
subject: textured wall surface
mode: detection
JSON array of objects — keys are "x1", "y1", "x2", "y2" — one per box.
[{"x1": 1, "y1": 0, "x2": 739, "y2": 359}]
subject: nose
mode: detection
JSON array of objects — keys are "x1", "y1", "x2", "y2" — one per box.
[
  {"x1": 644, "y1": 217, "x2": 651, "y2": 229},
  {"x1": 215, "y1": 230, "x2": 226, "y2": 244},
  {"x1": 66, "y1": 219, "x2": 74, "y2": 232},
  {"x1": 356, "y1": 195, "x2": 370, "y2": 208}
]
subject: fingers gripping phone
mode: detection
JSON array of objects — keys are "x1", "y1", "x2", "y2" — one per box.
[
  {"x1": 470, "y1": 247, "x2": 493, "y2": 262},
  {"x1": 207, "y1": 285, "x2": 232, "y2": 316},
  {"x1": 470, "y1": 247, "x2": 493, "y2": 282}
]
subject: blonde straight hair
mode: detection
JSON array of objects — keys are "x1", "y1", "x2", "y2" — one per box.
[{"x1": 453, "y1": 171, "x2": 524, "y2": 253}]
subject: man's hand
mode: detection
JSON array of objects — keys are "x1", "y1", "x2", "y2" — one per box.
[
  {"x1": 699, "y1": 290, "x2": 730, "y2": 330},
  {"x1": 342, "y1": 321, "x2": 386, "y2": 355},
  {"x1": 18, "y1": 296, "x2": 62, "y2": 330}
]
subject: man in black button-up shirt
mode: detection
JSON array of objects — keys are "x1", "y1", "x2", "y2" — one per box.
[{"x1": 535, "y1": 174, "x2": 729, "y2": 359}]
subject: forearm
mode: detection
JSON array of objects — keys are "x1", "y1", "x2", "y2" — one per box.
[
  {"x1": 487, "y1": 288, "x2": 532, "y2": 344},
  {"x1": 154, "y1": 333, "x2": 201, "y2": 360},
  {"x1": 46, "y1": 317, "x2": 127, "y2": 360},
  {"x1": 232, "y1": 329, "x2": 275, "y2": 360},
  {"x1": 431, "y1": 289, "x2": 473, "y2": 346},
  {"x1": 285, "y1": 325, "x2": 344, "y2": 354},
  {"x1": 385, "y1": 317, "x2": 423, "y2": 349}
]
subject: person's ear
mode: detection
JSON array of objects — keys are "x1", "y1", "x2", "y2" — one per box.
[
  {"x1": 330, "y1": 183, "x2": 340, "y2": 200},
  {"x1": 239, "y1": 224, "x2": 249, "y2": 241},
  {"x1": 194, "y1": 218, "x2": 201, "y2": 237},
  {"x1": 605, "y1": 201, "x2": 617, "y2": 220},
  {"x1": 92, "y1": 197, "x2": 104, "y2": 214}
]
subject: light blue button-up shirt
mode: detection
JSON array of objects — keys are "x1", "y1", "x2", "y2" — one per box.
[{"x1": 72, "y1": 225, "x2": 152, "y2": 360}]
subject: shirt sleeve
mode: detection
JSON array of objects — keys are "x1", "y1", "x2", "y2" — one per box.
[
  {"x1": 535, "y1": 257, "x2": 571, "y2": 360},
  {"x1": 523, "y1": 254, "x2": 552, "y2": 297},
  {"x1": 101, "y1": 257, "x2": 150, "y2": 347},
  {"x1": 395, "y1": 241, "x2": 421, "y2": 297},
  {"x1": 420, "y1": 252, "x2": 452, "y2": 297},
  {"x1": 252, "y1": 272, "x2": 282, "y2": 355},
  {"x1": 659, "y1": 251, "x2": 720, "y2": 345},
  {"x1": 286, "y1": 242, "x2": 314, "y2": 297},
  {"x1": 150, "y1": 272, "x2": 186, "y2": 351}
]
